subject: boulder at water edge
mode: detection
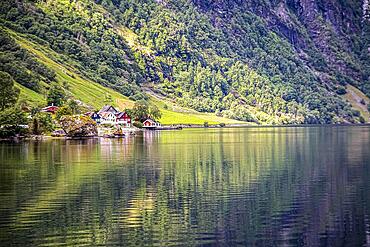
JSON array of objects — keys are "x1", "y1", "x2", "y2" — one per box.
[{"x1": 60, "y1": 115, "x2": 97, "y2": 137}]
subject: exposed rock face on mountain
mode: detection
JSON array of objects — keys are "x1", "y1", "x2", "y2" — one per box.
[{"x1": 192, "y1": 0, "x2": 369, "y2": 90}]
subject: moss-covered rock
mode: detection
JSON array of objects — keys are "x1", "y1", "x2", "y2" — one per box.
[{"x1": 60, "y1": 115, "x2": 97, "y2": 137}]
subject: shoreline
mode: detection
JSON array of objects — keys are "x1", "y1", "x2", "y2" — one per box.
[
  {"x1": 1, "y1": 123, "x2": 370, "y2": 141},
  {"x1": 163, "y1": 122, "x2": 370, "y2": 129}
]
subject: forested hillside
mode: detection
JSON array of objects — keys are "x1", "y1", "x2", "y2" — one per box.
[{"x1": 1, "y1": 0, "x2": 369, "y2": 124}]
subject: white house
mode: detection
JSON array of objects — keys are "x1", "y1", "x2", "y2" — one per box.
[{"x1": 100, "y1": 112, "x2": 117, "y2": 125}]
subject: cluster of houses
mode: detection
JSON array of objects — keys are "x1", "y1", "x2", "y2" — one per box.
[
  {"x1": 86, "y1": 105, "x2": 161, "y2": 129},
  {"x1": 41, "y1": 104, "x2": 161, "y2": 128},
  {"x1": 85, "y1": 105, "x2": 132, "y2": 127}
]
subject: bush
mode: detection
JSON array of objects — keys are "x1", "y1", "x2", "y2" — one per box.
[
  {"x1": 336, "y1": 86, "x2": 347, "y2": 95},
  {"x1": 47, "y1": 83, "x2": 66, "y2": 106},
  {"x1": 359, "y1": 116, "x2": 365, "y2": 124},
  {"x1": 29, "y1": 112, "x2": 54, "y2": 135},
  {"x1": 352, "y1": 110, "x2": 361, "y2": 117},
  {"x1": 56, "y1": 105, "x2": 73, "y2": 120},
  {"x1": 215, "y1": 109, "x2": 222, "y2": 117},
  {"x1": 204, "y1": 122, "x2": 209, "y2": 127},
  {"x1": 133, "y1": 121, "x2": 143, "y2": 128},
  {"x1": 219, "y1": 123, "x2": 226, "y2": 127},
  {"x1": 0, "y1": 107, "x2": 28, "y2": 137},
  {"x1": 129, "y1": 93, "x2": 147, "y2": 101}
]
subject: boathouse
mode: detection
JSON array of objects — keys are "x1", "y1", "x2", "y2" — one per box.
[{"x1": 143, "y1": 119, "x2": 161, "y2": 129}]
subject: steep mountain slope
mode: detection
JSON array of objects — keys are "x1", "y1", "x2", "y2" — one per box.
[
  {"x1": 0, "y1": 0, "x2": 369, "y2": 124},
  {"x1": 192, "y1": 0, "x2": 370, "y2": 95},
  {"x1": 1, "y1": 26, "x2": 240, "y2": 125}
]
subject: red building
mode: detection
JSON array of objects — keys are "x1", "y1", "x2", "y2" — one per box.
[
  {"x1": 41, "y1": 105, "x2": 59, "y2": 114},
  {"x1": 115, "y1": 112, "x2": 131, "y2": 127},
  {"x1": 143, "y1": 119, "x2": 160, "y2": 129}
]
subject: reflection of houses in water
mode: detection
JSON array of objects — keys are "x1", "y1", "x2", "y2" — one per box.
[
  {"x1": 99, "y1": 137, "x2": 133, "y2": 161},
  {"x1": 142, "y1": 130, "x2": 161, "y2": 146},
  {"x1": 131, "y1": 131, "x2": 161, "y2": 165},
  {"x1": 64, "y1": 138, "x2": 100, "y2": 163}
]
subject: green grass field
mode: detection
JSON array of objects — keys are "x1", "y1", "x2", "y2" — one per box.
[
  {"x1": 16, "y1": 82, "x2": 46, "y2": 106},
  {"x1": 148, "y1": 95, "x2": 247, "y2": 125},
  {"x1": 344, "y1": 85, "x2": 370, "y2": 122},
  {"x1": 4, "y1": 27, "x2": 250, "y2": 126}
]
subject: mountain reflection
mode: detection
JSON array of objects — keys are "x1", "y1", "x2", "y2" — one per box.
[{"x1": 0, "y1": 126, "x2": 369, "y2": 246}]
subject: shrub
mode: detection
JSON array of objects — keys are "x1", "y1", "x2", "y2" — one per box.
[
  {"x1": 133, "y1": 121, "x2": 143, "y2": 128},
  {"x1": 352, "y1": 110, "x2": 361, "y2": 117},
  {"x1": 29, "y1": 112, "x2": 54, "y2": 135},
  {"x1": 336, "y1": 86, "x2": 347, "y2": 95},
  {"x1": 204, "y1": 122, "x2": 209, "y2": 127},
  {"x1": 56, "y1": 105, "x2": 73, "y2": 120},
  {"x1": 215, "y1": 109, "x2": 222, "y2": 117},
  {"x1": 129, "y1": 93, "x2": 147, "y2": 101},
  {"x1": 47, "y1": 83, "x2": 66, "y2": 106},
  {"x1": 0, "y1": 107, "x2": 28, "y2": 137}
]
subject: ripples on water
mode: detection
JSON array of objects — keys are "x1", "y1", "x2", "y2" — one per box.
[{"x1": 0, "y1": 126, "x2": 370, "y2": 246}]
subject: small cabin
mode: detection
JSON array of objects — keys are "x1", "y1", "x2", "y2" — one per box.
[
  {"x1": 116, "y1": 112, "x2": 131, "y2": 127},
  {"x1": 41, "y1": 105, "x2": 59, "y2": 114},
  {"x1": 143, "y1": 119, "x2": 161, "y2": 129}
]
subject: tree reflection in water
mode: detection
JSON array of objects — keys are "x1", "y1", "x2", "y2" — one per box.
[{"x1": 0, "y1": 126, "x2": 369, "y2": 246}]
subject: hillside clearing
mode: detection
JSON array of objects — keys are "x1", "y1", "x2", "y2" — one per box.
[{"x1": 344, "y1": 85, "x2": 370, "y2": 122}]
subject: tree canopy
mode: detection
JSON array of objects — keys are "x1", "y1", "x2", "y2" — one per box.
[{"x1": 0, "y1": 71, "x2": 19, "y2": 111}]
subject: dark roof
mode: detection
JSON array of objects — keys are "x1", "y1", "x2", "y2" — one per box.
[
  {"x1": 100, "y1": 112, "x2": 116, "y2": 118},
  {"x1": 116, "y1": 112, "x2": 130, "y2": 118},
  {"x1": 85, "y1": 112, "x2": 100, "y2": 117},
  {"x1": 98, "y1": 105, "x2": 118, "y2": 114}
]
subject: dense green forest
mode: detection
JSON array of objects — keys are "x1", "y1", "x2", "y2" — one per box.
[{"x1": 0, "y1": 0, "x2": 369, "y2": 124}]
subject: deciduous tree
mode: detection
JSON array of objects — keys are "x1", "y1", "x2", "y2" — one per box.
[{"x1": 0, "y1": 71, "x2": 19, "y2": 111}]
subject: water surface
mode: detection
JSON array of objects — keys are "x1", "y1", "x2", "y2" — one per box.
[{"x1": 0, "y1": 126, "x2": 370, "y2": 246}]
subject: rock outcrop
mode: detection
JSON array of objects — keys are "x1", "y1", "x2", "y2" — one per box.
[
  {"x1": 191, "y1": 0, "x2": 369, "y2": 93},
  {"x1": 60, "y1": 115, "x2": 97, "y2": 137}
]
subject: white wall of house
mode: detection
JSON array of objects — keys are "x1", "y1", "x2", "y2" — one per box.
[
  {"x1": 101, "y1": 113, "x2": 117, "y2": 125},
  {"x1": 116, "y1": 119, "x2": 130, "y2": 127}
]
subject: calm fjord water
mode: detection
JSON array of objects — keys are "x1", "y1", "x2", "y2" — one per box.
[{"x1": 0, "y1": 126, "x2": 370, "y2": 246}]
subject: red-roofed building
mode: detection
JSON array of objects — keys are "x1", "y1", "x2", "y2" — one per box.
[
  {"x1": 41, "y1": 105, "x2": 59, "y2": 114},
  {"x1": 143, "y1": 119, "x2": 161, "y2": 129},
  {"x1": 116, "y1": 112, "x2": 131, "y2": 127}
]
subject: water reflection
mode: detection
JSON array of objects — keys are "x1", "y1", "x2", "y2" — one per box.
[{"x1": 0, "y1": 126, "x2": 369, "y2": 246}]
